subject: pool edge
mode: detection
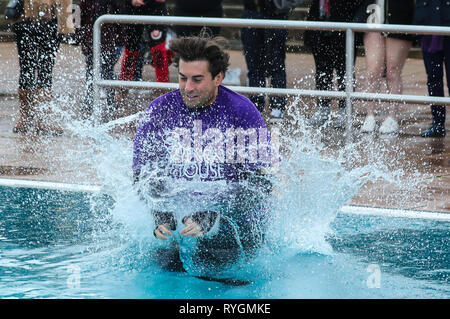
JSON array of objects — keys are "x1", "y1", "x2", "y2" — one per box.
[{"x1": 0, "y1": 177, "x2": 102, "y2": 193}]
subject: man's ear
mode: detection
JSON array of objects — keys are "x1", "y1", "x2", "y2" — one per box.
[{"x1": 214, "y1": 71, "x2": 224, "y2": 86}]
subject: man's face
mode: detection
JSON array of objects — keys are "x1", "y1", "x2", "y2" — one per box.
[{"x1": 178, "y1": 59, "x2": 224, "y2": 109}]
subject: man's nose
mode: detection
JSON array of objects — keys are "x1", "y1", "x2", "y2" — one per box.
[{"x1": 184, "y1": 79, "x2": 196, "y2": 91}]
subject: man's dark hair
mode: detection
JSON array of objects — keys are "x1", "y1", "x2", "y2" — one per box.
[{"x1": 169, "y1": 35, "x2": 230, "y2": 78}]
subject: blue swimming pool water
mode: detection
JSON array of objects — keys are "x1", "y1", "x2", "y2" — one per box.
[{"x1": 0, "y1": 185, "x2": 448, "y2": 299}]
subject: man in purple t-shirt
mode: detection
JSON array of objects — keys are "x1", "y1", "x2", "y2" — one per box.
[{"x1": 133, "y1": 36, "x2": 273, "y2": 274}]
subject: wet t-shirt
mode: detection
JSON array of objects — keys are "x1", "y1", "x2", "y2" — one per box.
[{"x1": 133, "y1": 85, "x2": 272, "y2": 184}]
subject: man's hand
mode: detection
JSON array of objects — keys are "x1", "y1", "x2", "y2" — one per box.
[
  {"x1": 154, "y1": 223, "x2": 173, "y2": 240},
  {"x1": 132, "y1": 0, "x2": 145, "y2": 7},
  {"x1": 180, "y1": 217, "x2": 204, "y2": 238}
]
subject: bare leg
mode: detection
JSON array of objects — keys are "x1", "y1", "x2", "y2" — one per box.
[
  {"x1": 363, "y1": 32, "x2": 386, "y2": 116},
  {"x1": 384, "y1": 37, "x2": 413, "y2": 117}
]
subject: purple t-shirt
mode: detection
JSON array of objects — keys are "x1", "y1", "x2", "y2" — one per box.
[{"x1": 133, "y1": 85, "x2": 272, "y2": 183}]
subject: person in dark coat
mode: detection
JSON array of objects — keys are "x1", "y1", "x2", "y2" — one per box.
[
  {"x1": 241, "y1": 0, "x2": 290, "y2": 121},
  {"x1": 78, "y1": 0, "x2": 123, "y2": 118},
  {"x1": 115, "y1": 0, "x2": 173, "y2": 101},
  {"x1": 172, "y1": 0, "x2": 223, "y2": 37},
  {"x1": 12, "y1": 0, "x2": 75, "y2": 135},
  {"x1": 305, "y1": 0, "x2": 362, "y2": 129},
  {"x1": 413, "y1": 0, "x2": 450, "y2": 137}
]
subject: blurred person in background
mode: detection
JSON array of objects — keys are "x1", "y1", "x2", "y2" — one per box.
[
  {"x1": 305, "y1": 0, "x2": 362, "y2": 129},
  {"x1": 78, "y1": 0, "x2": 123, "y2": 119},
  {"x1": 115, "y1": 0, "x2": 174, "y2": 110},
  {"x1": 172, "y1": 0, "x2": 223, "y2": 37},
  {"x1": 356, "y1": 0, "x2": 416, "y2": 134},
  {"x1": 12, "y1": 0, "x2": 75, "y2": 135},
  {"x1": 413, "y1": 0, "x2": 449, "y2": 137},
  {"x1": 241, "y1": 0, "x2": 290, "y2": 121}
]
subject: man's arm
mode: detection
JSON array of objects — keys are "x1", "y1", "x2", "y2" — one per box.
[
  {"x1": 133, "y1": 108, "x2": 176, "y2": 240},
  {"x1": 133, "y1": 170, "x2": 178, "y2": 240},
  {"x1": 135, "y1": 170, "x2": 214, "y2": 239}
]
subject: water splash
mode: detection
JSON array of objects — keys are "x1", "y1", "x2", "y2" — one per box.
[
  {"x1": 262, "y1": 95, "x2": 430, "y2": 258},
  {"x1": 40, "y1": 90, "x2": 432, "y2": 282}
]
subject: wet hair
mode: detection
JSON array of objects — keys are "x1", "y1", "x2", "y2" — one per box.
[{"x1": 169, "y1": 34, "x2": 230, "y2": 78}]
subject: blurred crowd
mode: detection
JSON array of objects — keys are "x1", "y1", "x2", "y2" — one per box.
[{"x1": 7, "y1": 0, "x2": 449, "y2": 137}]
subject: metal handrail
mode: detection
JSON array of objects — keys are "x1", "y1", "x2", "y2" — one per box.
[{"x1": 93, "y1": 15, "x2": 450, "y2": 135}]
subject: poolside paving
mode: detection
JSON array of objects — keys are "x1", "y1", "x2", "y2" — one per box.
[{"x1": 0, "y1": 42, "x2": 448, "y2": 213}]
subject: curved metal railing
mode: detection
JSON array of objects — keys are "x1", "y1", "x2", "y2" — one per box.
[{"x1": 93, "y1": 15, "x2": 450, "y2": 135}]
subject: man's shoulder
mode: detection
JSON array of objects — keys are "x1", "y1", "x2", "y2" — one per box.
[
  {"x1": 218, "y1": 85, "x2": 266, "y2": 128},
  {"x1": 219, "y1": 85, "x2": 259, "y2": 113},
  {"x1": 220, "y1": 85, "x2": 252, "y2": 104},
  {"x1": 137, "y1": 90, "x2": 181, "y2": 128},
  {"x1": 148, "y1": 89, "x2": 180, "y2": 108}
]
